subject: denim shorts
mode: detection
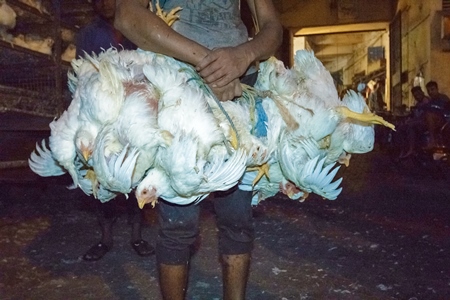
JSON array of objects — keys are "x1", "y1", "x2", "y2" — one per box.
[{"x1": 156, "y1": 186, "x2": 254, "y2": 265}]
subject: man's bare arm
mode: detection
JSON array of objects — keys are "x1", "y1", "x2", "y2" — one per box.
[
  {"x1": 244, "y1": 0, "x2": 283, "y2": 62},
  {"x1": 114, "y1": 0, "x2": 209, "y2": 66}
]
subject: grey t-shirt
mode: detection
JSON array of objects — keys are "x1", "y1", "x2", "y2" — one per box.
[{"x1": 157, "y1": 0, "x2": 249, "y2": 49}]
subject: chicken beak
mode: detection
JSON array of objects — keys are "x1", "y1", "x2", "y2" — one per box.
[
  {"x1": 82, "y1": 149, "x2": 91, "y2": 162},
  {"x1": 137, "y1": 198, "x2": 146, "y2": 209}
]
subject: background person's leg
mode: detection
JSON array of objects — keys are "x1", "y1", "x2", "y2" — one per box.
[
  {"x1": 127, "y1": 194, "x2": 154, "y2": 256},
  {"x1": 83, "y1": 199, "x2": 117, "y2": 261}
]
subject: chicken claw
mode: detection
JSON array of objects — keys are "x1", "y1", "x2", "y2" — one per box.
[
  {"x1": 247, "y1": 163, "x2": 270, "y2": 186},
  {"x1": 149, "y1": 0, "x2": 182, "y2": 26},
  {"x1": 336, "y1": 106, "x2": 395, "y2": 130},
  {"x1": 85, "y1": 169, "x2": 99, "y2": 198}
]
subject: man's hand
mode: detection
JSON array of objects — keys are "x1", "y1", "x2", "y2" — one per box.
[
  {"x1": 210, "y1": 78, "x2": 242, "y2": 102},
  {"x1": 197, "y1": 47, "x2": 251, "y2": 88}
]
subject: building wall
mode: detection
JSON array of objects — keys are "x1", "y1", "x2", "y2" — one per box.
[
  {"x1": 341, "y1": 31, "x2": 389, "y2": 86},
  {"x1": 278, "y1": 0, "x2": 394, "y2": 30},
  {"x1": 396, "y1": 0, "x2": 450, "y2": 106}
]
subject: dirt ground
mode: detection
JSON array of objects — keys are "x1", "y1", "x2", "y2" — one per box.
[{"x1": 1, "y1": 145, "x2": 449, "y2": 300}]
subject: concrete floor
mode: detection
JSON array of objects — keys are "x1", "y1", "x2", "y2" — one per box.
[{"x1": 0, "y1": 123, "x2": 449, "y2": 299}]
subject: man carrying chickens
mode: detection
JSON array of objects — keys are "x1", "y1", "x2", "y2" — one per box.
[{"x1": 115, "y1": 0, "x2": 282, "y2": 299}]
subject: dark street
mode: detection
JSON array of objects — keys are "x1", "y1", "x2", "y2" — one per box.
[{"x1": 1, "y1": 133, "x2": 449, "y2": 299}]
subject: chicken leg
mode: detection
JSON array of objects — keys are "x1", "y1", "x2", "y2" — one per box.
[
  {"x1": 336, "y1": 106, "x2": 395, "y2": 130},
  {"x1": 149, "y1": 0, "x2": 182, "y2": 26},
  {"x1": 246, "y1": 162, "x2": 270, "y2": 186}
]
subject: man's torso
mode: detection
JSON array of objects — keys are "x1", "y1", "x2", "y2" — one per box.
[{"x1": 158, "y1": 0, "x2": 248, "y2": 49}]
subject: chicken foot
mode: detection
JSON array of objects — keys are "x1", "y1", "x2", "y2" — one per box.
[
  {"x1": 336, "y1": 106, "x2": 395, "y2": 130},
  {"x1": 149, "y1": 0, "x2": 182, "y2": 26},
  {"x1": 246, "y1": 162, "x2": 270, "y2": 186}
]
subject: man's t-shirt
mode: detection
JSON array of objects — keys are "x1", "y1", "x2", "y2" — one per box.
[
  {"x1": 428, "y1": 93, "x2": 450, "y2": 113},
  {"x1": 159, "y1": 0, "x2": 249, "y2": 49}
]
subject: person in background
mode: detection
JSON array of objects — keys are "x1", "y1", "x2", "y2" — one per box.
[
  {"x1": 367, "y1": 79, "x2": 386, "y2": 112},
  {"x1": 75, "y1": 0, "x2": 135, "y2": 59},
  {"x1": 114, "y1": 0, "x2": 282, "y2": 299},
  {"x1": 398, "y1": 86, "x2": 430, "y2": 158},
  {"x1": 426, "y1": 80, "x2": 450, "y2": 109},
  {"x1": 76, "y1": 0, "x2": 154, "y2": 261},
  {"x1": 424, "y1": 80, "x2": 450, "y2": 148}
]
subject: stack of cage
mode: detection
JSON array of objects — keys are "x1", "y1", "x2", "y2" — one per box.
[{"x1": 0, "y1": 0, "x2": 74, "y2": 117}]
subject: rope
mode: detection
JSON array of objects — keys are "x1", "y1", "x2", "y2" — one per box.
[{"x1": 182, "y1": 67, "x2": 241, "y2": 148}]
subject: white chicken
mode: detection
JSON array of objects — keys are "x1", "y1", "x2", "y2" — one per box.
[
  {"x1": 47, "y1": 97, "x2": 82, "y2": 188},
  {"x1": 211, "y1": 98, "x2": 270, "y2": 168},
  {"x1": 91, "y1": 125, "x2": 135, "y2": 192},
  {"x1": 76, "y1": 50, "x2": 169, "y2": 199},
  {"x1": 240, "y1": 159, "x2": 305, "y2": 205},
  {"x1": 136, "y1": 131, "x2": 247, "y2": 208},
  {"x1": 92, "y1": 83, "x2": 172, "y2": 193},
  {"x1": 115, "y1": 82, "x2": 172, "y2": 179},
  {"x1": 78, "y1": 55, "x2": 125, "y2": 126},
  {"x1": 293, "y1": 49, "x2": 340, "y2": 106},
  {"x1": 255, "y1": 50, "x2": 394, "y2": 201},
  {"x1": 135, "y1": 53, "x2": 248, "y2": 207},
  {"x1": 69, "y1": 50, "x2": 136, "y2": 165},
  {"x1": 29, "y1": 139, "x2": 66, "y2": 177},
  {"x1": 326, "y1": 90, "x2": 376, "y2": 166},
  {"x1": 27, "y1": 137, "x2": 117, "y2": 201},
  {"x1": 253, "y1": 52, "x2": 342, "y2": 200},
  {"x1": 142, "y1": 54, "x2": 228, "y2": 159}
]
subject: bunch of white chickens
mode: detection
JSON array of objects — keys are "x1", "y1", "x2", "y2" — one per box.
[{"x1": 29, "y1": 48, "x2": 394, "y2": 208}]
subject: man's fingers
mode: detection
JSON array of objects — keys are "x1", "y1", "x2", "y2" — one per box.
[
  {"x1": 198, "y1": 61, "x2": 231, "y2": 86},
  {"x1": 234, "y1": 82, "x2": 242, "y2": 97},
  {"x1": 207, "y1": 74, "x2": 231, "y2": 88},
  {"x1": 202, "y1": 69, "x2": 226, "y2": 85},
  {"x1": 197, "y1": 63, "x2": 217, "y2": 80},
  {"x1": 210, "y1": 79, "x2": 242, "y2": 101},
  {"x1": 196, "y1": 47, "x2": 245, "y2": 88},
  {"x1": 196, "y1": 53, "x2": 215, "y2": 71}
]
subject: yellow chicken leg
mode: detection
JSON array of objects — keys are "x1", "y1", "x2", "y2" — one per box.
[
  {"x1": 336, "y1": 106, "x2": 396, "y2": 130},
  {"x1": 149, "y1": 0, "x2": 182, "y2": 26},
  {"x1": 246, "y1": 163, "x2": 270, "y2": 186},
  {"x1": 85, "y1": 169, "x2": 99, "y2": 198},
  {"x1": 229, "y1": 127, "x2": 239, "y2": 150}
]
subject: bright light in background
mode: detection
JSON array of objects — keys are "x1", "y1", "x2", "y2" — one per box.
[{"x1": 292, "y1": 22, "x2": 390, "y2": 108}]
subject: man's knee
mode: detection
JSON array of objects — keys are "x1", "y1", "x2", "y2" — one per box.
[
  {"x1": 156, "y1": 200, "x2": 200, "y2": 264},
  {"x1": 214, "y1": 188, "x2": 255, "y2": 255}
]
